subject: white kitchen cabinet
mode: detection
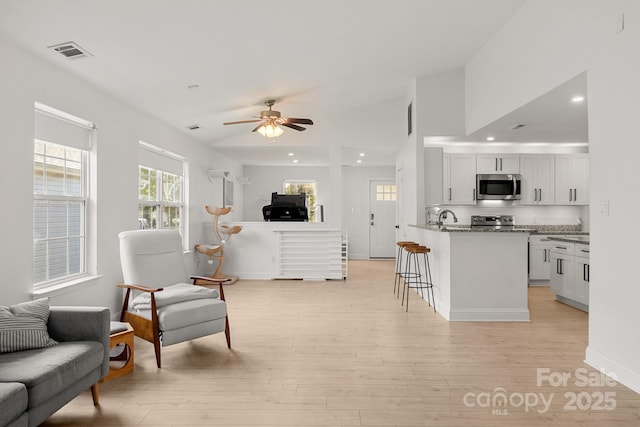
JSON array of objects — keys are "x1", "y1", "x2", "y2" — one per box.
[
  {"x1": 443, "y1": 153, "x2": 476, "y2": 205},
  {"x1": 476, "y1": 154, "x2": 519, "y2": 174},
  {"x1": 550, "y1": 242, "x2": 575, "y2": 298},
  {"x1": 574, "y1": 244, "x2": 590, "y2": 306},
  {"x1": 424, "y1": 147, "x2": 444, "y2": 205},
  {"x1": 550, "y1": 240, "x2": 589, "y2": 311},
  {"x1": 519, "y1": 155, "x2": 555, "y2": 205},
  {"x1": 555, "y1": 154, "x2": 589, "y2": 205},
  {"x1": 528, "y1": 235, "x2": 552, "y2": 282}
]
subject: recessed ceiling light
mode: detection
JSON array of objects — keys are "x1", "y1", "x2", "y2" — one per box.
[
  {"x1": 572, "y1": 96, "x2": 585, "y2": 103},
  {"x1": 356, "y1": 160, "x2": 362, "y2": 164},
  {"x1": 288, "y1": 152, "x2": 294, "y2": 156},
  {"x1": 486, "y1": 136, "x2": 495, "y2": 141},
  {"x1": 359, "y1": 153, "x2": 365, "y2": 157},
  {"x1": 293, "y1": 159, "x2": 299, "y2": 163}
]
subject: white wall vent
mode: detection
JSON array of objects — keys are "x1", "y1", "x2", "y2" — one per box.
[{"x1": 48, "y1": 42, "x2": 92, "y2": 59}]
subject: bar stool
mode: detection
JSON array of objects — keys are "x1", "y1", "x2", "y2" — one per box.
[
  {"x1": 401, "y1": 245, "x2": 436, "y2": 312},
  {"x1": 394, "y1": 241, "x2": 418, "y2": 297}
]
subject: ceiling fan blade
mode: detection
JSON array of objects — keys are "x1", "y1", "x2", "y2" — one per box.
[
  {"x1": 223, "y1": 119, "x2": 262, "y2": 125},
  {"x1": 251, "y1": 123, "x2": 265, "y2": 132},
  {"x1": 281, "y1": 123, "x2": 306, "y2": 131},
  {"x1": 283, "y1": 118, "x2": 314, "y2": 125}
]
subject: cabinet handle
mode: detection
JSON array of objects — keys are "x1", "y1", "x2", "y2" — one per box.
[
  {"x1": 543, "y1": 248, "x2": 547, "y2": 262},
  {"x1": 534, "y1": 188, "x2": 538, "y2": 201},
  {"x1": 473, "y1": 188, "x2": 476, "y2": 200},
  {"x1": 500, "y1": 158, "x2": 503, "y2": 171},
  {"x1": 574, "y1": 189, "x2": 577, "y2": 201},
  {"x1": 555, "y1": 246, "x2": 567, "y2": 250},
  {"x1": 539, "y1": 188, "x2": 542, "y2": 201},
  {"x1": 495, "y1": 158, "x2": 498, "y2": 171},
  {"x1": 449, "y1": 188, "x2": 452, "y2": 201},
  {"x1": 587, "y1": 264, "x2": 590, "y2": 282},
  {"x1": 569, "y1": 189, "x2": 573, "y2": 201}
]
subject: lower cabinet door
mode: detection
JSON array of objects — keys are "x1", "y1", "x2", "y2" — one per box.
[{"x1": 575, "y1": 258, "x2": 590, "y2": 305}]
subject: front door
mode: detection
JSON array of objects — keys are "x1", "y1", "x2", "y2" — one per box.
[{"x1": 369, "y1": 180, "x2": 396, "y2": 258}]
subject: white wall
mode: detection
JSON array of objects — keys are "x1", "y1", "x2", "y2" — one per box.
[
  {"x1": 241, "y1": 165, "x2": 331, "y2": 223},
  {"x1": 465, "y1": 0, "x2": 640, "y2": 393},
  {"x1": 341, "y1": 166, "x2": 396, "y2": 259},
  {"x1": 0, "y1": 34, "x2": 240, "y2": 313}
]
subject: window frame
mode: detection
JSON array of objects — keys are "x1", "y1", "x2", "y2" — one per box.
[
  {"x1": 283, "y1": 179, "x2": 319, "y2": 222},
  {"x1": 137, "y1": 142, "x2": 188, "y2": 247},
  {"x1": 33, "y1": 104, "x2": 95, "y2": 290}
]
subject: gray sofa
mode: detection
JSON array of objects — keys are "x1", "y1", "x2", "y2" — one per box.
[{"x1": 0, "y1": 306, "x2": 110, "y2": 427}]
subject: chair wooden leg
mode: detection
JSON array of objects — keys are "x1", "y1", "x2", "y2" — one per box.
[
  {"x1": 225, "y1": 315, "x2": 231, "y2": 349},
  {"x1": 91, "y1": 384, "x2": 99, "y2": 405},
  {"x1": 153, "y1": 336, "x2": 162, "y2": 368}
]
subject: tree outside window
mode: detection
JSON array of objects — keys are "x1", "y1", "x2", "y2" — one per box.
[
  {"x1": 284, "y1": 180, "x2": 318, "y2": 222},
  {"x1": 138, "y1": 166, "x2": 184, "y2": 232}
]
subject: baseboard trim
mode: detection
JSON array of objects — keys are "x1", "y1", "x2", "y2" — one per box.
[
  {"x1": 585, "y1": 346, "x2": 640, "y2": 395},
  {"x1": 449, "y1": 308, "x2": 530, "y2": 322}
]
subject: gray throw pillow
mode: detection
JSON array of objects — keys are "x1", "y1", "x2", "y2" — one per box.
[{"x1": 0, "y1": 297, "x2": 58, "y2": 353}]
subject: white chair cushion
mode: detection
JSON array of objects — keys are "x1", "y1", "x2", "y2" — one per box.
[{"x1": 135, "y1": 298, "x2": 227, "y2": 331}]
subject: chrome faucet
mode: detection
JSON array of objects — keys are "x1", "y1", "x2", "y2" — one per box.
[{"x1": 437, "y1": 209, "x2": 458, "y2": 226}]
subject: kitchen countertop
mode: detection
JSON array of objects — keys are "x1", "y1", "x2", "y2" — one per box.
[
  {"x1": 548, "y1": 235, "x2": 590, "y2": 244},
  {"x1": 411, "y1": 224, "x2": 587, "y2": 235}
]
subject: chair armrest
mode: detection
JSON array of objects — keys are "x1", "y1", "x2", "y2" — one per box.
[
  {"x1": 191, "y1": 276, "x2": 229, "y2": 301},
  {"x1": 47, "y1": 306, "x2": 111, "y2": 379},
  {"x1": 190, "y1": 275, "x2": 230, "y2": 284},
  {"x1": 117, "y1": 283, "x2": 164, "y2": 293}
]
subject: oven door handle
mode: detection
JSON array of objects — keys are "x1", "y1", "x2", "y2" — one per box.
[{"x1": 512, "y1": 176, "x2": 517, "y2": 197}]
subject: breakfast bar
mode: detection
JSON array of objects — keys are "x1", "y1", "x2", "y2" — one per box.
[{"x1": 408, "y1": 223, "x2": 531, "y2": 321}]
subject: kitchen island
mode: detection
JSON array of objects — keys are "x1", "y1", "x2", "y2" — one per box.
[{"x1": 408, "y1": 224, "x2": 531, "y2": 321}]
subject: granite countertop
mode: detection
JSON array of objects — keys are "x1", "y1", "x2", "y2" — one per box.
[
  {"x1": 548, "y1": 235, "x2": 590, "y2": 245},
  {"x1": 411, "y1": 224, "x2": 588, "y2": 235}
]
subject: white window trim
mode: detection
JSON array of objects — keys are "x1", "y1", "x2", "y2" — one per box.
[
  {"x1": 33, "y1": 103, "x2": 97, "y2": 290},
  {"x1": 138, "y1": 141, "x2": 189, "y2": 248}
]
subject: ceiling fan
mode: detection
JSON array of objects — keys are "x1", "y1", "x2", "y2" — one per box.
[{"x1": 223, "y1": 99, "x2": 313, "y2": 138}]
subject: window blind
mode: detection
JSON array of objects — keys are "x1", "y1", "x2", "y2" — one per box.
[{"x1": 34, "y1": 103, "x2": 94, "y2": 150}]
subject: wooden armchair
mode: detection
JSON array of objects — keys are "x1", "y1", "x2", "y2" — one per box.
[{"x1": 117, "y1": 229, "x2": 230, "y2": 368}]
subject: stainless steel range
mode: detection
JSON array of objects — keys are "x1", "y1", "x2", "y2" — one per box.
[{"x1": 471, "y1": 215, "x2": 515, "y2": 230}]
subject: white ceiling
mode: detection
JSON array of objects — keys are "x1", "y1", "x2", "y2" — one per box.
[{"x1": 1, "y1": 0, "x2": 585, "y2": 167}]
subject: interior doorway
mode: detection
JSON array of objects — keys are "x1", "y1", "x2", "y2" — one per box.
[{"x1": 369, "y1": 180, "x2": 396, "y2": 258}]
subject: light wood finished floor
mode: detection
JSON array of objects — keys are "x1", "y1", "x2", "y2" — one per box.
[{"x1": 43, "y1": 260, "x2": 640, "y2": 426}]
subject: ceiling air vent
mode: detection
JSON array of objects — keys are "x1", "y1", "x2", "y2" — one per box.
[
  {"x1": 48, "y1": 42, "x2": 92, "y2": 59},
  {"x1": 509, "y1": 124, "x2": 526, "y2": 130},
  {"x1": 187, "y1": 124, "x2": 202, "y2": 131}
]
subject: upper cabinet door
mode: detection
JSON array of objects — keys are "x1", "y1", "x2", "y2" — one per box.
[
  {"x1": 476, "y1": 154, "x2": 519, "y2": 174},
  {"x1": 555, "y1": 154, "x2": 589, "y2": 205},
  {"x1": 519, "y1": 154, "x2": 555, "y2": 205},
  {"x1": 448, "y1": 154, "x2": 477, "y2": 205}
]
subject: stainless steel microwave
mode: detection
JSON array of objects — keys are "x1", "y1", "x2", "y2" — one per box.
[{"x1": 476, "y1": 174, "x2": 522, "y2": 200}]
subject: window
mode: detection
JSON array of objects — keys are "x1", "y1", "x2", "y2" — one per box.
[
  {"x1": 138, "y1": 142, "x2": 187, "y2": 240},
  {"x1": 375, "y1": 184, "x2": 397, "y2": 201},
  {"x1": 283, "y1": 180, "x2": 318, "y2": 222},
  {"x1": 33, "y1": 103, "x2": 94, "y2": 288}
]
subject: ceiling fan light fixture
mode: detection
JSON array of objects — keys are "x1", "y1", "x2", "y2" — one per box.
[{"x1": 257, "y1": 122, "x2": 284, "y2": 138}]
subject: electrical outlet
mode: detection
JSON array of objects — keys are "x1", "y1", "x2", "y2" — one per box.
[{"x1": 599, "y1": 201, "x2": 610, "y2": 216}]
